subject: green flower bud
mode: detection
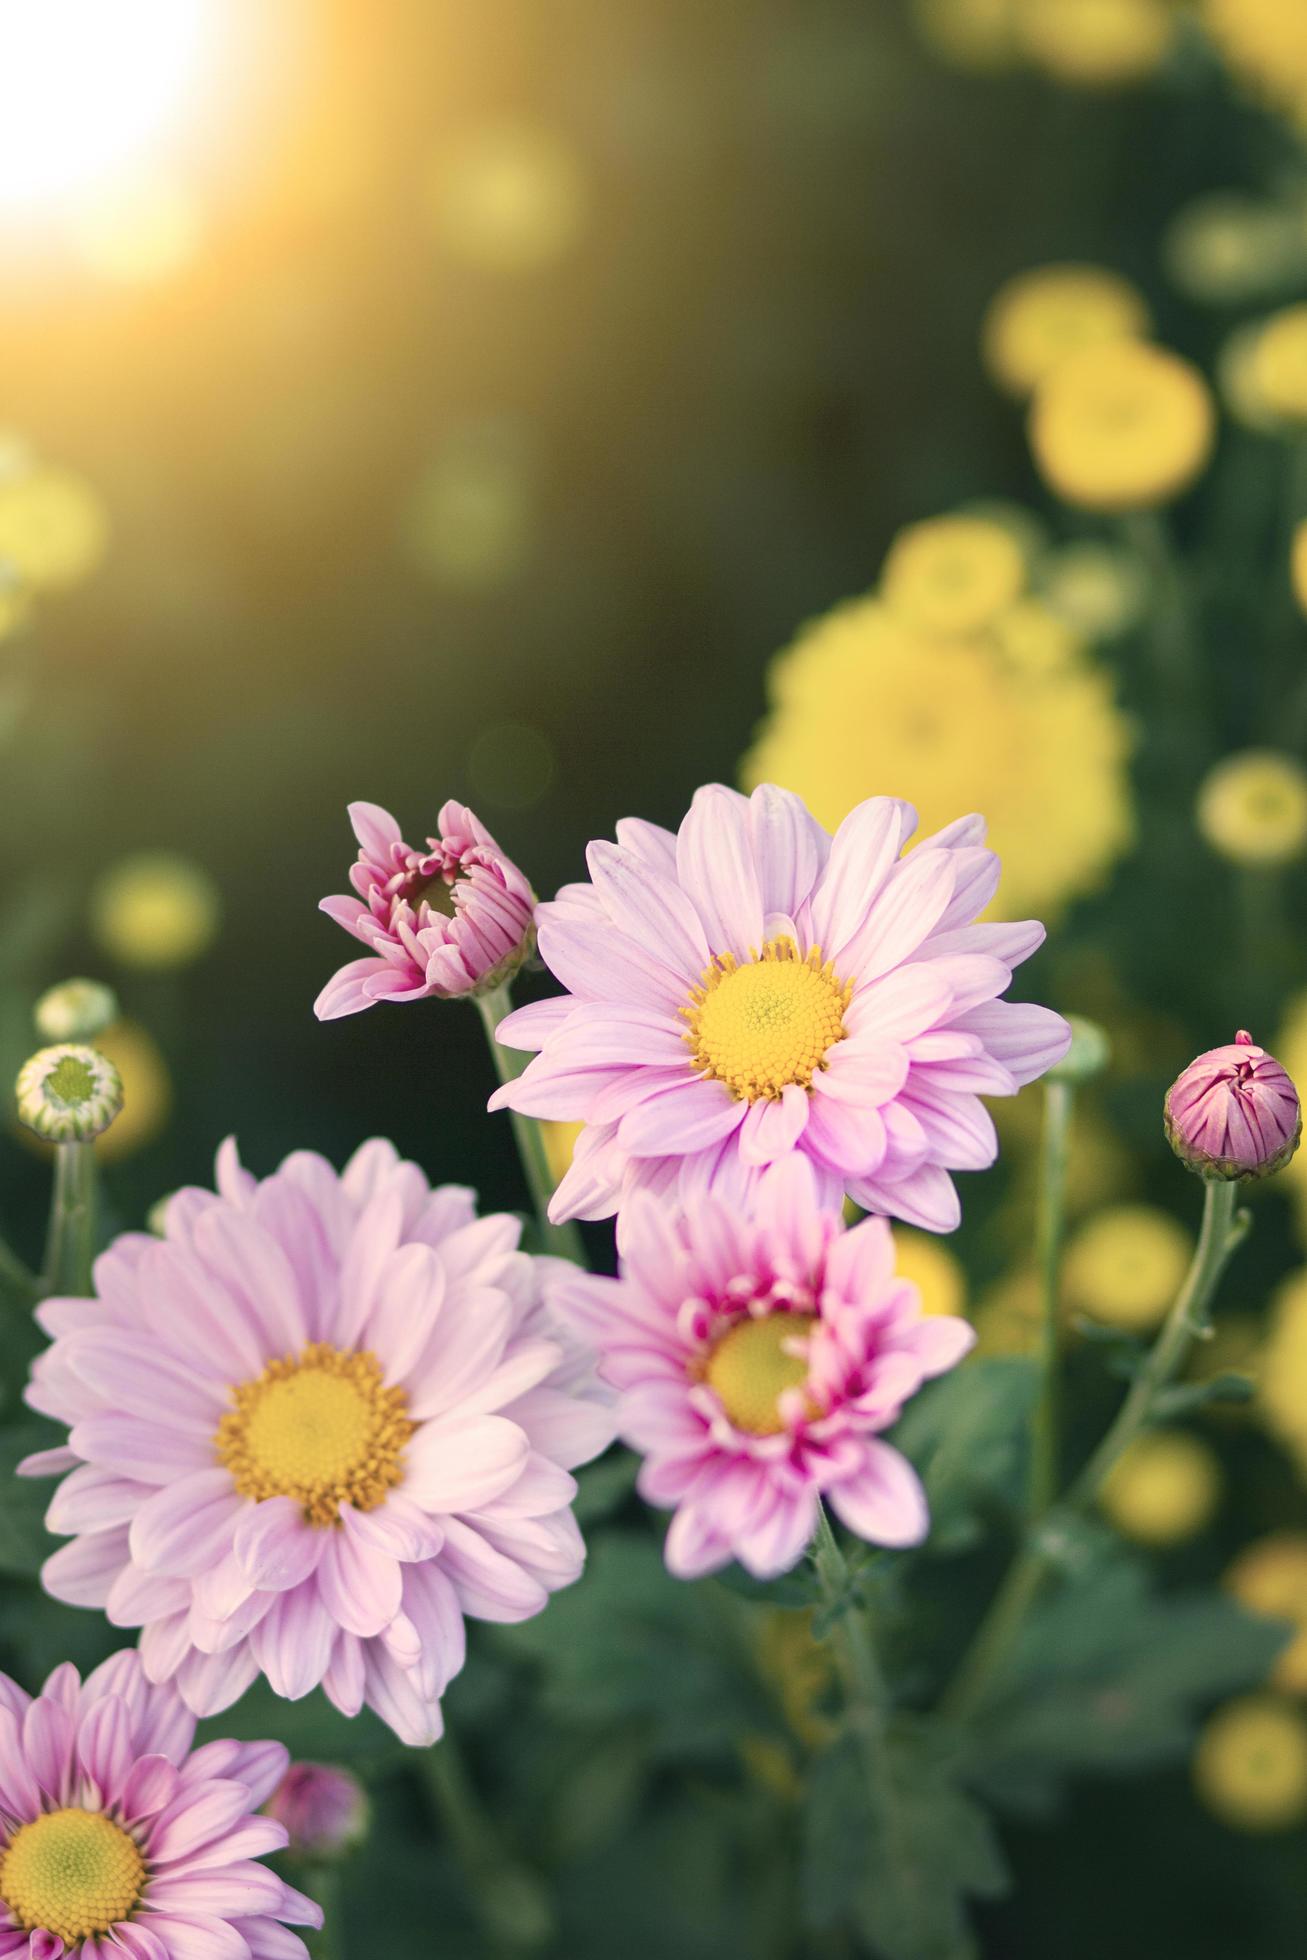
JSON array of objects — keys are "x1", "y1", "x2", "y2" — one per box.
[
  {"x1": 16, "y1": 1044, "x2": 123, "y2": 1142},
  {"x1": 34, "y1": 978, "x2": 119, "y2": 1044}
]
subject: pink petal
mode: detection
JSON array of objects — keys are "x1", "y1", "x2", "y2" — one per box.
[{"x1": 829, "y1": 1441, "x2": 929, "y2": 1547}]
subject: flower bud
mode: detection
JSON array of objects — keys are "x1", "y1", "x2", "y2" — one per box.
[
  {"x1": 1048, "y1": 1013, "x2": 1111, "y2": 1085},
  {"x1": 265, "y1": 1763, "x2": 368, "y2": 1861},
  {"x1": 1165, "y1": 1031, "x2": 1301, "y2": 1182},
  {"x1": 33, "y1": 978, "x2": 118, "y2": 1044},
  {"x1": 15, "y1": 1044, "x2": 123, "y2": 1142}
]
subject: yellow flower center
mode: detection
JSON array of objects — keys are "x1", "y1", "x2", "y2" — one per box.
[
  {"x1": 683, "y1": 937, "x2": 851, "y2": 1102},
  {"x1": 703, "y1": 1313, "x2": 817, "y2": 1435},
  {"x1": 0, "y1": 1809, "x2": 146, "y2": 1945},
  {"x1": 215, "y1": 1343, "x2": 414, "y2": 1527}
]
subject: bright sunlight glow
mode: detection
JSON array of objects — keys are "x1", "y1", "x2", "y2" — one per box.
[{"x1": 0, "y1": 0, "x2": 216, "y2": 216}]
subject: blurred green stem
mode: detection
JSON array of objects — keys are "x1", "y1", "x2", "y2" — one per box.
[
  {"x1": 476, "y1": 983, "x2": 586, "y2": 1264},
  {"x1": 941, "y1": 1178, "x2": 1248, "y2": 1724},
  {"x1": 1121, "y1": 508, "x2": 1194, "y2": 708},
  {"x1": 303, "y1": 1863, "x2": 344, "y2": 1960},
  {"x1": 42, "y1": 1141, "x2": 97, "y2": 1297},
  {"x1": 1030, "y1": 1076, "x2": 1074, "y2": 1518},
  {"x1": 420, "y1": 1734, "x2": 554, "y2": 1956},
  {"x1": 0, "y1": 1232, "x2": 38, "y2": 1304}
]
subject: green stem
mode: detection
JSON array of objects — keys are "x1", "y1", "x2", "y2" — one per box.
[
  {"x1": 303, "y1": 1863, "x2": 344, "y2": 1960},
  {"x1": 42, "y1": 1142, "x2": 97, "y2": 1297},
  {"x1": 1121, "y1": 508, "x2": 1195, "y2": 709},
  {"x1": 477, "y1": 986, "x2": 587, "y2": 1265},
  {"x1": 941, "y1": 1179, "x2": 1248, "y2": 1724},
  {"x1": 419, "y1": 1734, "x2": 553, "y2": 1955},
  {"x1": 0, "y1": 1232, "x2": 38, "y2": 1304},
  {"x1": 810, "y1": 1502, "x2": 890, "y2": 1737},
  {"x1": 1030, "y1": 1077, "x2": 1074, "y2": 1519}
]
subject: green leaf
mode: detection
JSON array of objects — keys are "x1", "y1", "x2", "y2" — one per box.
[
  {"x1": 802, "y1": 1718, "x2": 1008, "y2": 1960},
  {"x1": 0, "y1": 1424, "x2": 57, "y2": 1577},
  {"x1": 969, "y1": 1547, "x2": 1288, "y2": 1811},
  {"x1": 893, "y1": 1358, "x2": 1037, "y2": 1552},
  {"x1": 1152, "y1": 1372, "x2": 1256, "y2": 1419}
]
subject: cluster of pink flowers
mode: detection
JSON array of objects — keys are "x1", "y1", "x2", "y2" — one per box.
[{"x1": 9, "y1": 776, "x2": 1073, "y2": 1954}]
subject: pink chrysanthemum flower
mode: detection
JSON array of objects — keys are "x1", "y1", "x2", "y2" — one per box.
[
  {"x1": 314, "y1": 800, "x2": 536, "y2": 1019},
  {"x1": 489, "y1": 784, "x2": 1070, "y2": 1233},
  {"x1": 551, "y1": 1158, "x2": 975, "y2": 1578},
  {"x1": 0, "y1": 1647, "x2": 320, "y2": 1960},
  {"x1": 22, "y1": 1141, "x2": 613, "y2": 1748}
]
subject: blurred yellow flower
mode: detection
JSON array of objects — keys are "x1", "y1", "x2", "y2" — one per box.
[
  {"x1": 1202, "y1": 0, "x2": 1307, "y2": 121},
  {"x1": 1038, "y1": 541, "x2": 1147, "y2": 640},
  {"x1": 913, "y1": 0, "x2": 1021, "y2": 69},
  {"x1": 92, "y1": 1020, "x2": 171, "y2": 1164},
  {"x1": 0, "y1": 562, "x2": 32, "y2": 639},
  {"x1": 1250, "y1": 304, "x2": 1307, "y2": 427},
  {"x1": 974, "y1": 1268, "x2": 1043, "y2": 1357},
  {"x1": 1196, "y1": 751, "x2": 1307, "y2": 867},
  {"x1": 982, "y1": 263, "x2": 1150, "y2": 399},
  {"x1": 742, "y1": 598, "x2": 1133, "y2": 920},
  {"x1": 1226, "y1": 1534, "x2": 1307, "y2": 1695},
  {"x1": 1029, "y1": 341, "x2": 1215, "y2": 511},
  {"x1": 0, "y1": 467, "x2": 109, "y2": 590},
  {"x1": 1275, "y1": 1007, "x2": 1307, "y2": 1246},
  {"x1": 756, "y1": 1609, "x2": 836, "y2": 1750},
  {"x1": 991, "y1": 597, "x2": 1083, "y2": 676},
  {"x1": 1217, "y1": 320, "x2": 1282, "y2": 434},
  {"x1": 1258, "y1": 1268, "x2": 1307, "y2": 1466},
  {"x1": 1064, "y1": 1204, "x2": 1191, "y2": 1331},
  {"x1": 430, "y1": 123, "x2": 589, "y2": 275},
  {"x1": 1017, "y1": 0, "x2": 1177, "y2": 87},
  {"x1": 1194, "y1": 1696, "x2": 1307, "y2": 1832},
  {"x1": 894, "y1": 1228, "x2": 967, "y2": 1321},
  {"x1": 70, "y1": 179, "x2": 204, "y2": 285},
  {"x1": 882, "y1": 515, "x2": 1026, "y2": 636},
  {"x1": 1100, "y1": 1430, "x2": 1222, "y2": 1545},
  {"x1": 91, "y1": 852, "x2": 221, "y2": 970},
  {"x1": 1293, "y1": 520, "x2": 1307, "y2": 617},
  {"x1": 540, "y1": 1119, "x2": 584, "y2": 1190}
]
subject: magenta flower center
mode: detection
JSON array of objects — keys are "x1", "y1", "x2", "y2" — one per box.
[
  {"x1": 703, "y1": 1311, "x2": 818, "y2": 1435},
  {"x1": 215, "y1": 1342, "x2": 414, "y2": 1527},
  {"x1": 0, "y1": 1808, "x2": 145, "y2": 1943},
  {"x1": 683, "y1": 937, "x2": 852, "y2": 1102}
]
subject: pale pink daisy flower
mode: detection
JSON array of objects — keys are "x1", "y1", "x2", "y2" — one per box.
[
  {"x1": 22, "y1": 1140, "x2": 614, "y2": 1748},
  {"x1": 550, "y1": 1158, "x2": 974, "y2": 1579},
  {"x1": 314, "y1": 800, "x2": 536, "y2": 1018},
  {"x1": 0, "y1": 1646, "x2": 320, "y2": 1959},
  {"x1": 489, "y1": 784, "x2": 1070, "y2": 1233}
]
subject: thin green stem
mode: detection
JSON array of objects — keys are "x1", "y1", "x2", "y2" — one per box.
[
  {"x1": 419, "y1": 1735, "x2": 553, "y2": 1955},
  {"x1": 42, "y1": 1142, "x2": 97, "y2": 1297},
  {"x1": 303, "y1": 1863, "x2": 344, "y2": 1960},
  {"x1": 0, "y1": 1232, "x2": 38, "y2": 1304},
  {"x1": 1121, "y1": 508, "x2": 1195, "y2": 710},
  {"x1": 941, "y1": 1178, "x2": 1248, "y2": 1725},
  {"x1": 810, "y1": 1502, "x2": 890, "y2": 1730},
  {"x1": 1030, "y1": 1077, "x2": 1074, "y2": 1519},
  {"x1": 476, "y1": 985, "x2": 586, "y2": 1264}
]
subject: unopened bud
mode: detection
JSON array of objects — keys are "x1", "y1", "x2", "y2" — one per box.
[
  {"x1": 265, "y1": 1762, "x2": 368, "y2": 1861},
  {"x1": 1165, "y1": 1031, "x2": 1300, "y2": 1182},
  {"x1": 34, "y1": 978, "x2": 118, "y2": 1044},
  {"x1": 15, "y1": 1044, "x2": 123, "y2": 1142}
]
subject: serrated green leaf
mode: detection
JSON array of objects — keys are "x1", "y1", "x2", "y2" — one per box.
[
  {"x1": 893, "y1": 1358, "x2": 1037, "y2": 1552},
  {"x1": 802, "y1": 1717, "x2": 1008, "y2": 1960}
]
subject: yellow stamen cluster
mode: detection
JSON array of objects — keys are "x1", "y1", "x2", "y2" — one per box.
[
  {"x1": 702, "y1": 1313, "x2": 818, "y2": 1436},
  {"x1": 215, "y1": 1343, "x2": 414, "y2": 1527},
  {"x1": 0, "y1": 1809, "x2": 146, "y2": 1944},
  {"x1": 683, "y1": 936, "x2": 851, "y2": 1102}
]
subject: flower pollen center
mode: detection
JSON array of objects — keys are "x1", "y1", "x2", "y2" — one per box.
[
  {"x1": 683, "y1": 937, "x2": 851, "y2": 1101},
  {"x1": 215, "y1": 1342, "x2": 414, "y2": 1527},
  {"x1": 703, "y1": 1312, "x2": 817, "y2": 1436},
  {"x1": 0, "y1": 1808, "x2": 146, "y2": 1944}
]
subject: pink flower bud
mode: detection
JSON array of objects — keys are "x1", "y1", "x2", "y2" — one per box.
[
  {"x1": 266, "y1": 1762, "x2": 368, "y2": 1860},
  {"x1": 1164, "y1": 1031, "x2": 1301, "y2": 1181}
]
